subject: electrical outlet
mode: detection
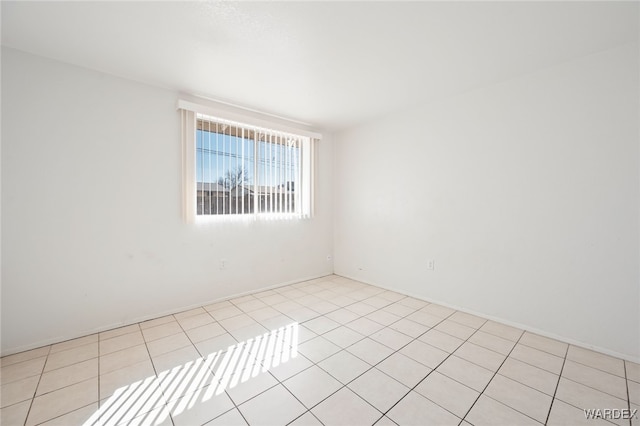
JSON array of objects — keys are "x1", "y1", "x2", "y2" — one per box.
[
  {"x1": 219, "y1": 259, "x2": 227, "y2": 270},
  {"x1": 426, "y1": 259, "x2": 435, "y2": 270}
]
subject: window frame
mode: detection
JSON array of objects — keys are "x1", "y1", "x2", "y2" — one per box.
[{"x1": 179, "y1": 99, "x2": 320, "y2": 223}]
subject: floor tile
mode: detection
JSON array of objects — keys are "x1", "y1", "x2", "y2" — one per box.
[
  {"x1": 185, "y1": 322, "x2": 226, "y2": 343},
  {"x1": 297, "y1": 336, "x2": 341, "y2": 363},
  {"x1": 434, "y1": 320, "x2": 476, "y2": 340},
  {"x1": 387, "y1": 390, "x2": 460, "y2": 426},
  {"x1": 99, "y1": 344, "x2": 150, "y2": 375},
  {"x1": 347, "y1": 338, "x2": 394, "y2": 366},
  {"x1": 309, "y1": 300, "x2": 341, "y2": 315},
  {"x1": 209, "y1": 305, "x2": 244, "y2": 321},
  {"x1": 629, "y1": 380, "x2": 640, "y2": 405},
  {"x1": 312, "y1": 387, "x2": 381, "y2": 426},
  {"x1": 0, "y1": 346, "x2": 49, "y2": 367},
  {"x1": 547, "y1": 399, "x2": 612, "y2": 426},
  {"x1": 484, "y1": 374, "x2": 552, "y2": 423},
  {"x1": 626, "y1": 360, "x2": 640, "y2": 383},
  {"x1": 288, "y1": 411, "x2": 323, "y2": 426},
  {"x1": 100, "y1": 324, "x2": 140, "y2": 341},
  {"x1": 436, "y1": 356, "x2": 494, "y2": 392},
  {"x1": 376, "y1": 352, "x2": 431, "y2": 388},
  {"x1": 259, "y1": 293, "x2": 288, "y2": 306},
  {"x1": 140, "y1": 315, "x2": 175, "y2": 330},
  {"x1": 1, "y1": 400, "x2": 31, "y2": 425},
  {"x1": 405, "y1": 310, "x2": 442, "y2": 328},
  {"x1": 98, "y1": 375, "x2": 167, "y2": 425},
  {"x1": 555, "y1": 377, "x2": 628, "y2": 426},
  {"x1": 454, "y1": 341, "x2": 506, "y2": 372},
  {"x1": 36, "y1": 358, "x2": 98, "y2": 396},
  {"x1": 224, "y1": 369, "x2": 278, "y2": 405},
  {"x1": 204, "y1": 408, "x2": 248, "y2": 425},
  {"x1": 174, "y1": 307, "x2": 207, "y2": 321},
  {"x1": 284, "y1": 365, "x2": 342, "y2": 408},
  {"x1": 151, "y1": 345, "x2": 201, "y2": 375},
  {"x1": 1, "y1": 375, "x2": 39, "y2": 408},
  {"x1": 369, "y1": 328, "x2": 412, "y2": 351},
  {"x1": 99, "y1": 359, "x2": 156, "y2": 400},
  {"x1": 195, "y1": 333, "x2": 238, "y2": 358},
  {"x1": 365, "y1": 310, "x2": 401, "y2": 327},
  {"x1": 146, "y1": 332, "x2": 192, "y2": 358},
  {"x1": 498, "y1": 357, "x2": 559, "y2": 396},
  {"x1": 415, "y1": 371, "x2": 479, "y2": 418},
  {"x1": 322, "y1": 326, "x2": 364, "y2": 348},
  {"x1": 285, "y1": 307, "x2": 319, "y2": 323},
  {"x1": 348, "y1": 368, "x2": 409, "y2": 412},
  {"x1": 468, "y1": 330, "x2": 516, "y2": 355},
  {"x1": 26, "y1": 378, "x2": 98, "y2": 426},
  {"x1": 50, "y1": 335, "x2": 98, "y2": 354},
  {"x1": 464, "y1": 395, "x2": 540, "y2": 426},
  {"x1": 3, "y1": 276, "x2": 633, "y2": 426},
  {"x1": 519, "y1": 332, "x2": 568, "y2": 358},
  {"x1": 168, "y1": 383, "x2": 235, "y2": 426},
  {"x1": 419, "y1": 303, "x2": 455, "y2": 318},
  {"x1": 510, "y1": 343, "x2": 565, "y2": 374},
  {"x1": 345, "y1": 302, "x2": 378, "y2": 316},
  {"x1": 396, "y1": 297, "x2": 428, "y2": 309},
  {"x1": 122, "y1": 404, "x2": 173, "y2": 426},
  {"x1": 326, "y1": 308, "x2": 360, "y2": 324},
  {"x1": 566, "y1": 345, "x2": 625, "y2": 377},
  {"x1": 399, "y1": 339, "x2": 449, "y2": 369},
  {"x1": 39, "y1": 402, "x2": 97, "y2": 426},
  {"x1": 561, "y1": 360, "x2": 627, "y2": 399},
  {"x1": 382, "y1": 302, "x2": 416, "y2": 317},
  {"x1": 318, "y1": 350, "x2": 371, "y2": 384},
  {"x1": 247, "y1": 306, "x2": 281, "y2": 322},
  {"x1": 363, "y1": 296, "x2": 392, "y2": 309},
  {"x1": 303, "y1": 316, "x2": 340, "y2": 335},
  {"x1": 99, "y1": 331, "x2": 145, "y2": 356},
  {"x1": 1, "y1": 356, "x2": 47, "y2": 384},
  {"x1": 229, "y1": 323, "x2": 269, "y2": 343},
  {"x1": 219, "y1": 314, "x2": 257, "y2": 332},
  {"x1": 374, "y1": 415, "x2": 399, "y2": 426},
  {"x1": 235, "y1": 299, "x2": 268, "y2": 313},
  {"x1": 142, "y1": 321, "x2": 183, "y2": 342},
  {"x1": 418, "y1": 329, "x2": 464, "y2": 353},
  {"x1": 388, "y1": 318, "x2": 429, "y2": 338},
  {"x1": 44, "y1": 342, "x2": 98, "y2": 372},
  {"x1": 267, "y1": 353, "x2": 314, "y2": 381},
  {"x1": 239, "y1": 384, "x2": 305, "y2": 425},
  {"x1": 479, "y1": 321, "x2": 523, "y2": 342},
  {"x1": 449, "y1": 311, "x2": 487, "y2": 329}
]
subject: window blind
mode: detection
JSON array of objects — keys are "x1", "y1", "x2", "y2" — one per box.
[{"x1": 180, "y1": 106, "x2": 315, "y2": 222}]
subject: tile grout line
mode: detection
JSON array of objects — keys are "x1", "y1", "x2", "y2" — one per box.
[
  {"x1": 357, "y1": 310, "x2": 465, "y2": 422},
  {"x1": 176, "y1": 304, "x2": 253, "y2": 426},
  {"x1": 140, "y1": 321, "x2": 177, "y2": 426},
  {"x1": 21, "y1": 345, "x2": 52, "y2": 426},
  {"x1": 543, "y1": 343, "x2": 572, "y2": 426},
  {"x1": 459, "y1": 330, "x2": 527, "y2": 425},
  {"x1": 625, "y1": 361, "x2": 631, "y2": 426}
]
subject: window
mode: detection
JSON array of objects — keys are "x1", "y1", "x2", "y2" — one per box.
[{"x1": 179, "y1": 101, "x2": 318, "y2": 221}]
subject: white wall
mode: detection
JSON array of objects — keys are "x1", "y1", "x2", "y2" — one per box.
[
  {"x1": 334, "y1": 43, "x2": 639, "y2": 360},
  {"x1": 1, "y1": 48, "x2": 334, "y2": 355}
]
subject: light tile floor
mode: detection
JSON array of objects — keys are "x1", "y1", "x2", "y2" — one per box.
[{"x1": 1, "y1": 275, "x2": 638, "y2": 426}]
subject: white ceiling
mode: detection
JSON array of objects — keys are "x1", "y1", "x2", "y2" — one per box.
[{"x1": 2, "y1": 1, "x2": 638, "y2": 131}]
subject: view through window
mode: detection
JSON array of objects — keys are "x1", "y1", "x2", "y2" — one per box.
[{"x1": 195, "y1": 115, "x2": 304, "y2": 217}]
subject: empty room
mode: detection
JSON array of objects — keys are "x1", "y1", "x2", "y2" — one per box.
[{"x1": 1, "y1": 1, "x2": 638, "y2": 425}]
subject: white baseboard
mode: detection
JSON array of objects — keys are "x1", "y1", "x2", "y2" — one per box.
[
  {"x1": 0, "y1": 272, "x2": 333, "y2": 357},
  {"x1": 336, "y1": 272, "x2": 640, "y2": 364}
]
